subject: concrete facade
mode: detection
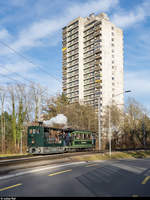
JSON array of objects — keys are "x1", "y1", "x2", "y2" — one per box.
[{"x1": 62, "y1": 12, "x2": 124, "y2": 113}]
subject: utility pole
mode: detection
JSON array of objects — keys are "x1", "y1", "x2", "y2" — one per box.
[
  {"x1": 108, "y1": 105, "x2": 112, "y2": 157},
  {"x1": 37, "y1": 88, "x2": 47, "y2": 122},
  {"x1": 142, "y1": 114, "x2": 146, "y2": 148},
  {"x1": 98, "y1": 97, "x2": 101, "y2": 151},
  {"x1": 108, "y1": 90, "x2": 131, "y2": 157},
  {"x1": 38, "y1": 94, "x2": 41, "y2": 121},
  {"x1": 20, "y1": 130, "x2": 23, "y2": 154},
  {"x1": 3, "y1": 113, "x2": 5, "y2": 153}
]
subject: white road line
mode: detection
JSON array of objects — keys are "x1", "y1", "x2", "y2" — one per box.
[{"x1": 111, "y1": 163, "x2": 146, "y2": 174}]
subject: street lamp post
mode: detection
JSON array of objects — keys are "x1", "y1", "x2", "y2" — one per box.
[
  {"x1": 108, "y1": 90, "x2": 131, "y2": 157},
  {"x1": 142, "y1": 114, "x2": 146, "y2": 148},
  {"x1": 108, "y1": 105, "x2": 111, "y2": 157},
  {"x1": 20, "y1": 130, "x2": 22, "y2": 154},
  {"x1": 98, "y1": 97, "x2": 101, "y2": 151}
]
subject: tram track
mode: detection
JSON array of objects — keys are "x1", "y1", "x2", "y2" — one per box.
[
  {"x1": 0, "y1": 151, "x2": 98, "y2": 165},
  {"x1": 0, "y1": 147, "x2": 150, "y2": 165},
  {"x1": 0, "y1": 151, "x2": 101, "y2": 176},
  {"x1": 0, "y1": 148, "x2": 150, "y2": 177}
]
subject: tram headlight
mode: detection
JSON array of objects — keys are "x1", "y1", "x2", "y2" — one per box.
[
  {"x1": 32, "y1": 139, "x2": 35, "y2": 144},
  {"x1": 38, "y1": 148, "x2": 41, "y2": 153}
]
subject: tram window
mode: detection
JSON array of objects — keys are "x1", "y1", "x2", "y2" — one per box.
[
  {"x1": 33, "y1": 129, "x2": 36, "y2": 134},
  {"x1": 58, "y1": 133, "x2": 63, "y2": 140},
  {"x1": 55, "y1": 134, "x2": 59, "y2": 143},
  {"x1": 84, "y1": 134, "x2": 90, "y2": 139},
  {"x1": 45, "y1": 132, "x2": 49, "y2": 138},
  {"x1": 70, "y1": 133, "x2": 73, "y2": 140},
  {"x1": 36, "y1": 129, "x2": 40, "y2": 134},
  {"x1": 48, "y1": 137, "x2": 55, "y2": 144},
  {"x1": 73, "y1": 133, "x2": 76, "y2": 139},
  {"x1": 76, "y1": 134, "x2": 78, "y2": 139}
]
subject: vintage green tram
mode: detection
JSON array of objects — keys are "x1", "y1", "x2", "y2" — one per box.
[{"x1": 27, "y1": 122, "x2": 96, "y2": 154}]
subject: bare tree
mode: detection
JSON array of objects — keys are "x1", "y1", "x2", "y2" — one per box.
[
  {"x1": 123, "y1": 98, "x2": 150, "y2": 148},
  {"x1": 8, "y1": 85, "x2": 17, "y2": 151},
  {"x1": 15, "y1": 84, "x2": 28, "y2": 152},
  {"x1": 30, "y1": 83, "x2": 47, "y2": 122},
  {"x1": 102, "y1": 103, "x2": 124, "y2": 150},
  {"x1": 43, "y1": 93, "x2": 98, "y2": 132},
  {"x1": 0, "y1": 86, "x2": 6, "y2": 153}
]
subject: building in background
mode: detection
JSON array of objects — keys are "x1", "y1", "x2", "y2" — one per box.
[{"x1": 62, "y1": 12, "x2": 124, "y2": 114}]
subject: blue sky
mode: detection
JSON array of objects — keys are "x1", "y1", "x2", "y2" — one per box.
[{"x1": 0, "y1": 0, "x2": 150, "y2": 111}]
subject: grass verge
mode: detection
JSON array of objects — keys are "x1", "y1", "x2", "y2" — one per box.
[
  {"x1": 0, "y1": 150, "x2": 150, "y2": 161},
  {"x1": 0, "y1": 153, "x2": 29, "y2": 158},
  {"x1": 72, "y1": 150, "x2": 150, "y2": 162}
]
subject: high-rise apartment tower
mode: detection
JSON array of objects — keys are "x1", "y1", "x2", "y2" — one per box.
[{"x1": 62, "y1": 13, "x2": 124, "y2": 113}]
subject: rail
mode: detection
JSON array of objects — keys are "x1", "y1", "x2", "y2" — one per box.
[
  {"x1": 0, "y1": 148, "x2": 150, "y2": 177},
  {"x1": 0, "y1": 147, "x2": 150, "y2": 164}
]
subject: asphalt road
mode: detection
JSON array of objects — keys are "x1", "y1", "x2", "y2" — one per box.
[{"x1": 0, "y1": 158, "x2": 150, "y2": 197}]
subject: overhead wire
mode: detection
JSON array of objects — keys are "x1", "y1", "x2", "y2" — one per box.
[
  {"x1": 0, "y1": 40, "x2": 61, "y2": 84},
  {"x1": 0, "y1": 71, "x2": 32, "y2": 88},
  {"x1": 0, "y1": 72, "x2": 49, "y2": 99},
  {"x1": 0, "y1": 40, "x2": 62, "y2": 101},
  {"x1": 0, "y1": 64, "x2": 35, "y2": 85}
]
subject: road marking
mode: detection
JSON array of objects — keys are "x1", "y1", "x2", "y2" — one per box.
[
  {"x1": 86, "y1": 164, "x2": 98, "y2": 167},
  {"x1": 0, "y1": 161, "x2": 86, "y2": 181},
  {"x1": 111, "y1": 163, "x2": 145, "y2": 174},
  {"x1": 132, "y1": 195, "x2": 139, "y2": 197},
  {"x1": 48, "y1": 169, "x2": 72, "y2": 176},
  {"x1": 0, "y1": 183, "x2": 22, "y2": 192},
  {"x1": 142, "y1": 176, "x2": 150, "y2": 184}
]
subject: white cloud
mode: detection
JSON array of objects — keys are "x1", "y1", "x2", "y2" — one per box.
[
  {"x1": 125, "y1": 70, "x2": 150, "y2": 97},
  {"x1": 26, "y1": 70, "x2": 62, "y2": 95},
  {"x1": 8, "y1": 0, "x2": 119, "y2": 52},
  {"x1": 2, "y1": 0, "x2": 150, "y2": 102},
  {"x1": 9, "y1": 0, "x2": 27, "y2": 7},
  {"x1": 67, "y1": 0, "x2": 118, "y2": 18},
  {"x1": 11, "y1": 18, "x2": 66, "y2": 51},
  {"x1": 0, "y1": 29, "x2": 11, "y2": 40},
  {"x1": 0, "y1": 59, "x2": 61, "y2": 95},
  {"x1": 0, "y1": 62, "x2": 33, "y2": 75},
  {"x1": 111, "y1": 0, "x2": 150, "y2": 28},
  {"x1": 0, "y1": 0, "x2": 118, "y2": 91},
  {"x1": 124, "y1": 69, "x2": 150, "y2": 111}
]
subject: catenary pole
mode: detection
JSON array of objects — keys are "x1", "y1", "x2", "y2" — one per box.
[
  {"x1": 108, "y1": 90, "x2": 131, "y2": 157},
  {"x1": 98, "y1": 97, "x2": 101, "y2": 151}
]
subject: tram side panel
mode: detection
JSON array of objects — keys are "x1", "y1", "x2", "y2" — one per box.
[
  {"x1": 27, "y1": 126, "x2": 65, "y2": 154},
  {"x1": 65, "y1": 131, "x2": 96, "y2": 151},
  {"x1": 43, "y1": 127, "x2": 65, "y2": 154},
  {"x1": 27, "y1": 126, "x2": 96, "y2": 154},
  {"x1": 27, "y1": 126, "x2": 45, "y2": 154}
]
